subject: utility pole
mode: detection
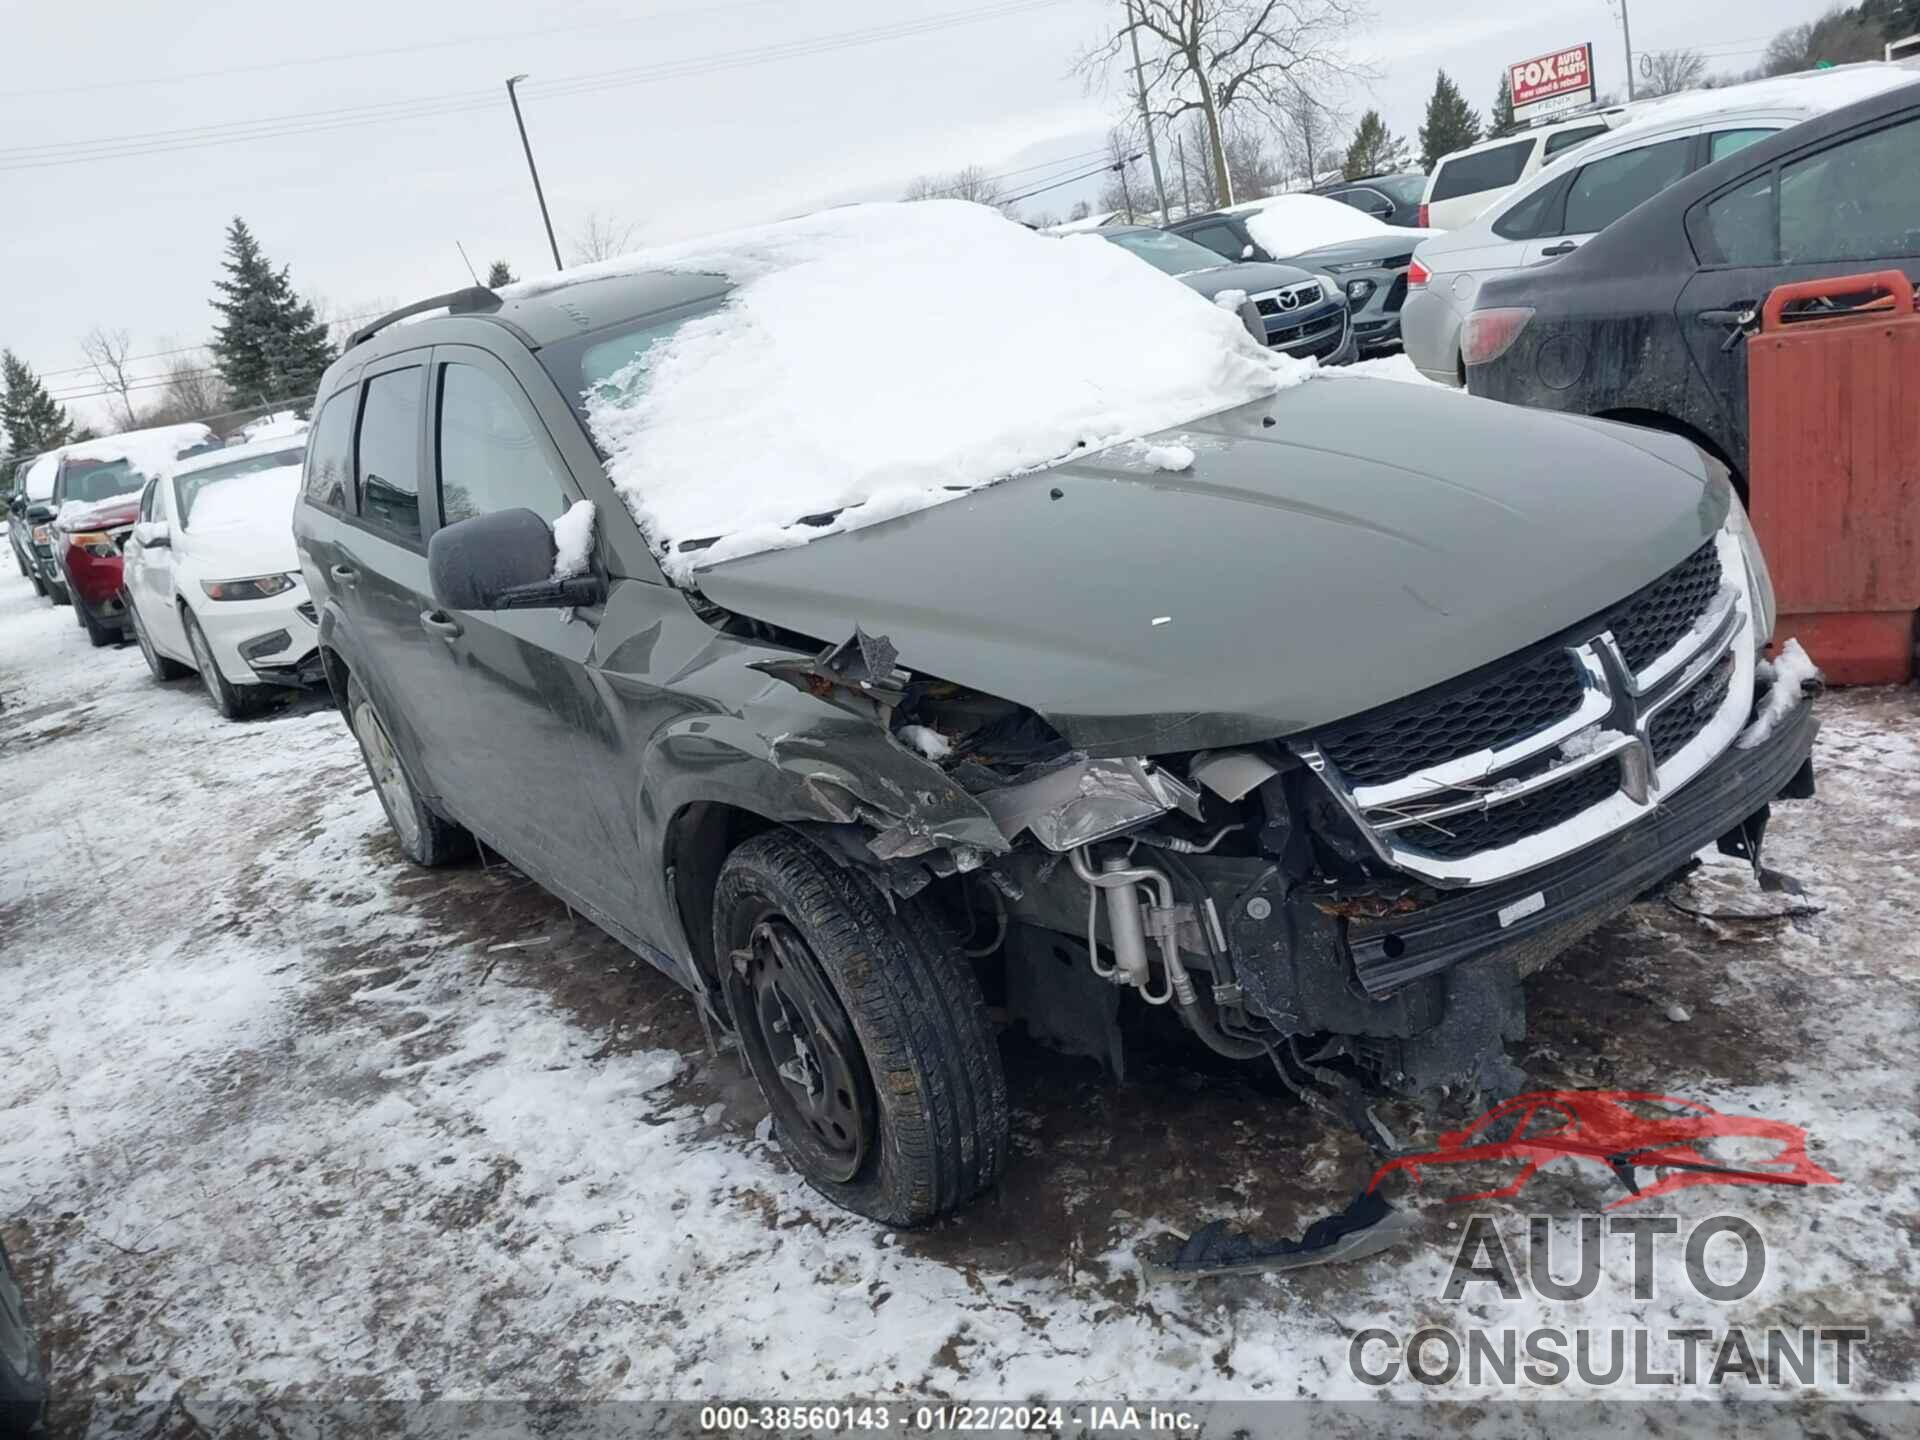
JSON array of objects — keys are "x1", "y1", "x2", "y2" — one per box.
[
  {"x1": 1125, "y1": 0, "x2": 1170, "y2": 221},
  {"x1": 1616, "y1": 0, "x2": 1636, "y2": 100},
  {"x1": 506, "y1": 74, "x2": 564, "y2": 272}
]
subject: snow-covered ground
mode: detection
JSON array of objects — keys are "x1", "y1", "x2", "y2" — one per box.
[{"x1": 1, "y1": 562, "x2": 1916, "y2": 1434}]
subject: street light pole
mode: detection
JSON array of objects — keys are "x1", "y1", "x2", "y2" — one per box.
[
  {"x1": 1616, "y1": 0, "x2": 1636, "y2": 100},
  {"x1": 505, "y1": 74, "x2": 564, "y2": 273}
]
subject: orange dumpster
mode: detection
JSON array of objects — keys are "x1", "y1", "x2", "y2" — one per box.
[{"x1": 1747, "y1": 269, "x2": 1920, "y2": 685}]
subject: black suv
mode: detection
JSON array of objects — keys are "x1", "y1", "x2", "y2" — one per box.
[
  {"x1": 296, "y1": 256, "x2": 1815, "y2": 1229},
  {"x1": 1314, "y1": 172, "x2": 1428, "y2": 228}
]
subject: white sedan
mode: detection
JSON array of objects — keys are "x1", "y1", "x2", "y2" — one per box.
[{"x1": 121, "y1": 434, "x2": 319, "y2": 719}]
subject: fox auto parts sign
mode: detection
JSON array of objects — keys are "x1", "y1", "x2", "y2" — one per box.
[{"x1": 1510, "y1": 43, "x2": 1595, "y2": 122}]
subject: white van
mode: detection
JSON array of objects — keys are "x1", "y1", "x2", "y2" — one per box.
[
  {"x1": 1418, "y1": 108, "x2": 1633, "y2": 230},
  {"x1": 1402, "y1": 63, "x2": 1920, "y2": 384}
]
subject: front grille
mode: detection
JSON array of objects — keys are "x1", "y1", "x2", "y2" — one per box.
[
  {"x1": 1254, "y1": 282, "x2": 1324, "y2": 318},
  {"x1": 1317, "y1": 647, "x2": 1586, "y2": 785},
  {"x1": 1397, "y1": 760, "x2": 1621, "y2": 860},
  {"x1": 1269, "y1": 312, "x2": 1342, "y2": 348},
  {"x1": 1381, "y1": 272, "x2": 1409, "y2": 313},
  {"x1": 1607, "y1": 540, "x2": 1723, "y2": 671},
  {"x1": 1649, "y1": 652, "x2": 1734, "y2": 764}
]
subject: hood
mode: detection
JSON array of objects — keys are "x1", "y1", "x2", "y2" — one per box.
[
  {"x1": 1175, "y1": 260, "x2": 1317, "y2": 298},
  {"x1": 1284, "y1": 233, "x2": 1429, "y2": 267},
  {"x1": 57, "y1": 495, "x2": 140, "y2": 532},
  {"x1": 696, "y1": 380, "x2": 1726, "y2": 754}
]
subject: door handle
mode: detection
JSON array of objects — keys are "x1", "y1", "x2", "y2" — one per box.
[
  {"x1": 1540, "y1": 241, "x2": 1578, "y2": 257},
  {"x1": 329, "y1": 563, "x2": 359, "y2": 587},
  {"x1": 420, "y1": 609, "x2": 463, "y2": 641},
  {"x1": 1697, "y1": 304, "x2": 1758, "y2": 326}
]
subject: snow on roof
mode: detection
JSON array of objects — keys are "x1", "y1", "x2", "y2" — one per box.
[
  {"x1": 62, "y1": 422, "x2": 215, "y2": 481},
  {"x1": 237, "y1": 411, "x2": 310, "y2": 443},
  {"x1": 1608, "y1": 62, "x2": 1920, "y2": 138},
  {"x1": 175, "y1": 431, "x2": 306, "y2": 477},
  {"x1": 568, "y1": 201, "x2": 1297, "y2": 580},
  {"x1": 1042, "y1": 210, "x2": 1121, "y2": 234},
  {"x1": 23, "y1": 450, "x2": 61, "y2": 500},
  {"x1": 1238, "y1": 194, "x2": 1430, "y2": 258}
]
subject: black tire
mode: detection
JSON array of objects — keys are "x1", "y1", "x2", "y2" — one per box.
[
  {"x1": 714, "y1": 830, "x2": 1008, "y2": 1226},
  {"x1": 0, "y1": 1238, "x2": 48, "y2": 1440},
  {"x1": 10, "y1": 543, "x2": 27, "y2": 580},
  {"x1": 181, "y1": 607, "x2": 258, "y2": 720},
  {"x1": 27, "y1": 571, "x2": 45, "y2": 599},
  {"x1": 344, "y1": 673, "x2": 472, "y2": 867},
  {"x1": 127, "y1": 596, "x2": 190, "y2": 681},
  {"x1": 80, "y1": 604, "x2": 114, "y2": 649},
  {"x1": 46, "y1": 579, "x2": 68, "y2": 607}
]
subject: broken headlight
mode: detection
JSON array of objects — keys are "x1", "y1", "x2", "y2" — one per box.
[{"x1": 979, "y1": 756, "x2": 1203, "y2": 852}]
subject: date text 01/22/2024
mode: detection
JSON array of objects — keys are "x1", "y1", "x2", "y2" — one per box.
[{"x1": 700, "y1": 1404, "x2": 1200, "y2": 1433}]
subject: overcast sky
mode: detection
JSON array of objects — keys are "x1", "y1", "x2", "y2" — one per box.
[{"x1": 3, "y1": 0, "x2": 1830, "y2": 428}]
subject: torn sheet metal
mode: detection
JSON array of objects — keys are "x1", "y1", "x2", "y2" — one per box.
[
  {"x1": 980, "y1": 756, "x2": 1204, "y2": 852},
  {"x1": 1142, "y1": 1189, "x2": 1416, "y2": 1283}
]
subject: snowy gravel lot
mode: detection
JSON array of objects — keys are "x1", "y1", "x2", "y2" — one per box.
[{"x1": 1, "y1": 561, "x2": 1917, "y2": 1434}]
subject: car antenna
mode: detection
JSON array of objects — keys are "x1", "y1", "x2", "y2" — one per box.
[{"x1": 455, "y1": 240, "x2": 481, "y2": 286}]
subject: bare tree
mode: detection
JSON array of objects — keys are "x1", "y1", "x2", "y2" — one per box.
[
  {"x1": 1078, "y1": 0, "x2": 1369, "y2": 207},
  {"x1": 569, "y1": 212, "x2": 640, "y2": 265},
  {"x1": 1276, "y1": 82, "x2": 1344, "y2": 188},
  {"x1": 1759, "y1": 8, "x2": 1884, "y2": 76},
  {"x1": 80, "y1": 327, "x2": 139, "y2": 429},
  {"x1": 1096, "y1": 125, "x2": 1144, "y2": 221},
  {"x1": 137, "y1": 353, "x2": 232, "y2": 428},
  {"x1": 1639, "y1": 48, "x2": 1708, "y2": 98},
  {"x1": 901, "y1": 164, "x2": 1014, "y2": 212}
]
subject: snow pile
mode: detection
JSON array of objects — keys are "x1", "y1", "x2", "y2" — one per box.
[
  {"x1": 1317, "y1": 354, "x2": 1451, "y2": 386},
  {"x1": 237, "y1": 411, "x2": 310, "y2": 443},
  {"x1": 1738, "y1": 638, "x2": 1821, "y2": 749},
  {"x1": 1240, "y1": 194, "x2": 1436, "y2": 257},
  {"x1": 1138, "y1": 442, "x2": 1195, "y2": 472},
  {"x1": 187, "y1": 464, "x2": 302, "y2": 535},
  {"x1": 550, "y1": 499, "x2": 596, "y2": 580},
  {"x1": 567, "y1": 201, "x2": 1287, "y2": 580}
]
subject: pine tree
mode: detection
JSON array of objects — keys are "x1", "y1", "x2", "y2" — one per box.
[
  {"x1": 485, "y1": 260, "x2": 517, "y2": 288},
  {"x1": 2, "y1": 350, "x2": 78, "y2": 458},
  {"x1": 208, "y1": 218, "x2": 335, "y2": 409},
  {"x1": 1489, "y1": 73, "x2": 1518, "y2": 138},
  {"x1": 1343, "y1": 110, "x2": 1409, "y2": 179},
  {"x1": 1419, "y1": 71, "x2": 1484, "y2": 171}
]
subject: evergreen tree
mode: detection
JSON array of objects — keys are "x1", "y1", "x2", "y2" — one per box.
[
  {"x1": 1343, "y1": 110, "x2": 1409, "y2": 179},
  {"x1": 208, "y1": 218, "x2": 334, "y2": 409},
  {"x1": 1489, "y1": 73, "x2": 1518, "y2": 138},
  {"x1": 485, "y1": 260, "x2": 517, "y2": 287},
  {"x1": 1, "y1": 350, "x2": 78, "y2": 458},
  {"x1": 1419, "y1": 71, "x2": 1484, "y2": 171}
]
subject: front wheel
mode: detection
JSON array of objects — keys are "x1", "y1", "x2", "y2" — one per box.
[
  {"x1": 344, "y1": 674, "x2": 471, "y2": 867},
  {"x1": 182, "y1": 607, "x2": 258, "y2": 720},
  {"x1": 714, "y1": 830, "x2": 1009, "y2": 1226}
]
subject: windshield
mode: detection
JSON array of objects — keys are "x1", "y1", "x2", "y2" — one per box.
[
  {"x1": 1100, "y1": 229, "x2": 1229, "y2": 275},
  {"x1": 57, "y1": 456, "x2": 142, "y2": 506},
  {"x1": 1379, "y1": 175, "x2": 1426, "y2": 206},
  {"x1": 175, "y1": 445, "x2": 305, "y2": 528},
  {"x1": 540, "y1": 299, "x2": 728, "y2": 423}
]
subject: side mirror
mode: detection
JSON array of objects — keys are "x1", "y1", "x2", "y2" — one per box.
[
  {"x1": 428, "y1": 507, "x2": 602, "y2": 611},
  {"x1": 132, "y1": 521, "x2": 170, "y2": 549},
  {"x1": 1240, "y1": 243, "x2": 1255, "y2": 261}
]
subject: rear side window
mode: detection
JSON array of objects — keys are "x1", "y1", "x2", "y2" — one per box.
[
  {"x1": 1430, "y1": 139, "x2": 1534, "y2": 202},
  {"x1": 1543, "y1": 124, "x2": 1608, "y2": 160},
  {"x1": 1702, "y1": 172, "x2": 1779, "y2": 266},
  {"x1": 1709, "y1": 128, "x2": 1775, "y2": 163},
  {"x1": 303, "y1": 390, "x2": 355, "y2": 510},
  {"x1": 356, "y1": 367, "x2": 424, "y2": 543},
  {"x1": 1778, "y1": 115, "x2": 1920, "y2": 264},
  {"x1": 436, "y1": 362, "x2": 573, "y2": 525},
  {"x1": 1491, "y1": 176, "x2": 1567, "y2": 240},
  {"x1": 1561, "y1": 137, "x2": 1692, "y2": 235}
]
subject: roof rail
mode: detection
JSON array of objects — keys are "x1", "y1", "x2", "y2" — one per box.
[{"x1": 347, "y1": 287, "x2": 502, "y2": 349}]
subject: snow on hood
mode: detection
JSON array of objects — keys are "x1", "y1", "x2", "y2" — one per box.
[
  {"x1": 55, "y1": 490, "x2": 143, "y2": 530},
  {"x1": 1241, "y1": 194, "x2": 1430, "y2": 257},
  {"x1": 556, "y1": 201, "x2": 1304, "y2": 580}
]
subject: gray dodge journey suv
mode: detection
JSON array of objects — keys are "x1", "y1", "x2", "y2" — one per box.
[{"x1": 295, "y1": 253, "x2": 1817, "y2": 1227}]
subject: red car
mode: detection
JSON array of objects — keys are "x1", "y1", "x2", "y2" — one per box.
[
  {"x1": 1368, "y1": 1090, "x2": 1840, "y2": 1208},
  {"x1": 49, "y1": 425, "x2": 219, "y2": 647}
]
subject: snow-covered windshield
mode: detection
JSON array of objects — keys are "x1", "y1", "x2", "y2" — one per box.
[
  {"x1": 1099, "y1": 228, "x2": 1230, "y2": 276},
  {"x1": 537, "y1": 201, "x2": 1289, "y2": 580},
  {"x1": 58, "y1": 456, "x2": 142, "y2": 505},
  {"x1": 176, "y1": 445, "x2": 306, "y2": 528}
]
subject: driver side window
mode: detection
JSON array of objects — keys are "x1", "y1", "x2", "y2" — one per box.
[{"x1": 435, "y1": 361, "x2": 574, "y2": 526}]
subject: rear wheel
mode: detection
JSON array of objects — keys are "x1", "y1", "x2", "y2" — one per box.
[
  {"x1": 345, "y1": 674, "x2": 471, "y2": 867},
  {"x1": 183, "y1": 607, "x2": 258, "y2": 720},
  {"x1": 128, "y1": 596, "x2": 190, "y2": 680},
  {"x1": 714, "y1": 830, "x2": 1008, "y2": 1226}
]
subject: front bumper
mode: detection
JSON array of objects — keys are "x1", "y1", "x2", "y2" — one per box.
[
  {"x1": 60, "y1": 545, "x2": 128, "y2": 618},
  {"x1": 1345, "y1": 688, "x2": 1817, "y2": 996},
  {"x1": 189, "y1": 583, "x2": 321, "y2": 687}
]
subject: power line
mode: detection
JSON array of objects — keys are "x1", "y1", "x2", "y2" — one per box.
[
  {"x1": 1002, "y1": 155, "x2": 1138, "y2": 205},
  {"x1": 0, "y1": 0, "x2": 1072, "y2": 173}
]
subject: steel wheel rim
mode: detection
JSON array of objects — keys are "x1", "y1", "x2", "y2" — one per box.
[
  {"x1": 353, "y1": 698, "x2": 421, "y2": 852},
  {"x1": 728, "y1": 916, "x2": 874, "y2": 1183}
]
